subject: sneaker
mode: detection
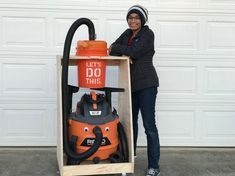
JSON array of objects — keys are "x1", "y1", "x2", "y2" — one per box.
[{"x1": 146, "y1": 168, "x2": 160, "y2": 176}]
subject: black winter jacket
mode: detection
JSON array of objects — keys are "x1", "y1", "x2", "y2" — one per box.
[{"x1": 109, "y1": 26, "x2": 159, "y2": 92}]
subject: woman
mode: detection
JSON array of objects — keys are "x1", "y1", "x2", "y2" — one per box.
[{"x1": 109, "y1": 5, "x2": 160, "y2": 176}]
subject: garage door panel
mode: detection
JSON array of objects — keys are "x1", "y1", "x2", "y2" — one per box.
[
  {"x1": 156, "y1": 20, "x2": 199, "y2": 50},
  {"x1": 3, "y1": 63, "x2": 47, "y2": 93},
  {"x1": 2, "y1": 16, "x2": 46, "y2": 47},
  {"x1": 3, "y1": 109, "x2": 45, "y2": 137},
  {"x1": 158, "y1": 110, "x2": 195, "y2": 138},
  {"x1": 204, "y1": 66, "x2": 235, "y2": 94},
  {"x1": 157, "y1": 66, "x2": 197, "y2": 94},
  {"x1": 203, "y1": 110, "x2": 235, "y2": 137},
  {"x1": 207, "y1": 0, "x2": 235, "y2": 7},
  {"x1": 105, "y1": 19, "x2": 128, "y2": 47},
  {"x1": 0, "y1": 104, "x2": 56, "y2": 146},
  {"x1": 206, "y1": 21, "x2": 235, "y2": 49},
  {"x1": 0, "y1": 58, "x2": 56, "y2": 98},
  {"x1": 157, "y1": 0, "x2": 200, "y2": 9}
]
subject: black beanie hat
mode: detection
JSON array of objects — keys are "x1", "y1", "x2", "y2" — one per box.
[{"x1": 126, "y1": 5, "x2": 148, "y2": 26}]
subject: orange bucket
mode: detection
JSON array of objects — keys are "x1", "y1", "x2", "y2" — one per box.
[{"x1": 76, "y1": 40, "x2": 107, "y2": 88}]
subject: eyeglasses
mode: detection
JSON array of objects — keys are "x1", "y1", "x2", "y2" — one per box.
[{"x1": 128, "y1": 16, "x2": 141, "y2": 21}]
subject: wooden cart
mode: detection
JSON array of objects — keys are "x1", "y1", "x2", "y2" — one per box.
[{"x1": 57, "y1": 55, "x2": 134, "y2": 176}]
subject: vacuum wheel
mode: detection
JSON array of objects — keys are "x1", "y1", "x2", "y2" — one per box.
[{"x1": 92, "y1": 157, "x2": 100, "y2": 164}]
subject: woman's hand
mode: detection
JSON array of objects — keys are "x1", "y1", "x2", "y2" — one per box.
[{"x1": 108, "y1": 45, "x2": 112, "y2": 55}]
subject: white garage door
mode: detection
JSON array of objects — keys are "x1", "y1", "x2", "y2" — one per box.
[{"x1": 0, "y1": 1, "x2": 235, "y2": 146}]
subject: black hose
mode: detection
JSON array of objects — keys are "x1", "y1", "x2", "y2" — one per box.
[
  {"x1": 62, "y1": 18, "x2": 101, "y2": 161},
  {"x1": 118, "y1": 122, "x2": 129, "y2": 162},
  {"x1": 71, "y1": 126, "x2": 103, "y2": 161}
]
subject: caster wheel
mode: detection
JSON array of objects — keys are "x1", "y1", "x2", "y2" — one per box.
[{"x1": 92, "y1": 157, "x2": 100, "y2": 164}]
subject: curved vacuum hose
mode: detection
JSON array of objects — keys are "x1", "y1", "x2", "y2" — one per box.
[
  {"x1": 62, "y1": 18, "x2": 102, "y2": 161},
  {"x1": 118, "y1": 122, "x2": 129, "y2": 162}
]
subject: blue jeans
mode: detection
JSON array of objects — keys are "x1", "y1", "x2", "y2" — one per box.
[{"x1": 132, "y1": 86, "x2": 160, "y2": 169}]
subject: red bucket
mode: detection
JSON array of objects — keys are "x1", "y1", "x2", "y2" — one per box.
[{"x1": 76, "y1": 40, "x2": 107, "y2": 88}]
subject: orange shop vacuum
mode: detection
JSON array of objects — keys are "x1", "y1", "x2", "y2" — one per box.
[{"x1": 61, "y1": 18, "x2": 129, "y2": 165}]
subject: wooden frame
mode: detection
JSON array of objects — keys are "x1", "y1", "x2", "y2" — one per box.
[{"x1": 57, "y1": 55, "x2": 134, "y2": 176}]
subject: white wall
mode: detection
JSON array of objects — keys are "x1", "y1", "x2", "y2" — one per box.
[{"x1": 1, "y1": 0, "x2": 235, "y2": 146}]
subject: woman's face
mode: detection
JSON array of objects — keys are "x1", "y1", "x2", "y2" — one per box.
[{"x1": 127, "y1": 13, "x2": 141, "y2": 32}]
